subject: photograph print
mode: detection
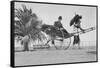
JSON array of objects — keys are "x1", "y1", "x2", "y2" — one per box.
[{"x1": 11, "y1": 1, "x2": 98, "y2": 67}]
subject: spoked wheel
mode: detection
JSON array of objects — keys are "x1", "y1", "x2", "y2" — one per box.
[
  {"x1": 60, "y1": 37, "x2": 71, "y2": 50},
  {"x1": 54, "y1": 37, "x2": 71, "y2": 50}
]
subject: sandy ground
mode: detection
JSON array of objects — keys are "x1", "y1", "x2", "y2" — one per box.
[{"x1": 15, "y1": 46, "x2": 97, "y2": 66}]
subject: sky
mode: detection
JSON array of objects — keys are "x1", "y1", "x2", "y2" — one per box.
[{"x1": 15, "y1": 2, "x2": 97, "y2": 42}]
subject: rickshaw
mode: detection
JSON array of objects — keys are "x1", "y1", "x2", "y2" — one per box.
[{"x1": 40, "y1": 24, "x2": 96, "y2": 50}]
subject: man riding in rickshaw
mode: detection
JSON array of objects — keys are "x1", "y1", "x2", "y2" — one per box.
[
  {"x1": 51, "y1": 16, "x2": 69, "y2": 46},
  {"x1": 54, "y1": 16, "x2": 69, "y2": 35}
]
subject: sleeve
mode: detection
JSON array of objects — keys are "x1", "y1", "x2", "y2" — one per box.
[
  {"x1": 59, "y1": 22, "x2": 63, "y2": 28},
  {"x1": 54, "y1": 21, "x2": 57, "y2": 27}
]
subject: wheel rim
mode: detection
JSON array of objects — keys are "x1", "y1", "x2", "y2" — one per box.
[{"x1": 61, "y1": 37, "x2": 71, "y2": 50}]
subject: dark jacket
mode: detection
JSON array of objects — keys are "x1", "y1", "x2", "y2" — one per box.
[{"x1": 54, "y1": 21, "x2": 63, "y2": 28}]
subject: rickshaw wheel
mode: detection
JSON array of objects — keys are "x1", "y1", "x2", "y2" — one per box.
[
  {"x1": 61, "y1": 37, "x2": 71, "y2": 50},
  {"x1": 53, "y1": 37, "x2": 71, "y2": 50}
]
